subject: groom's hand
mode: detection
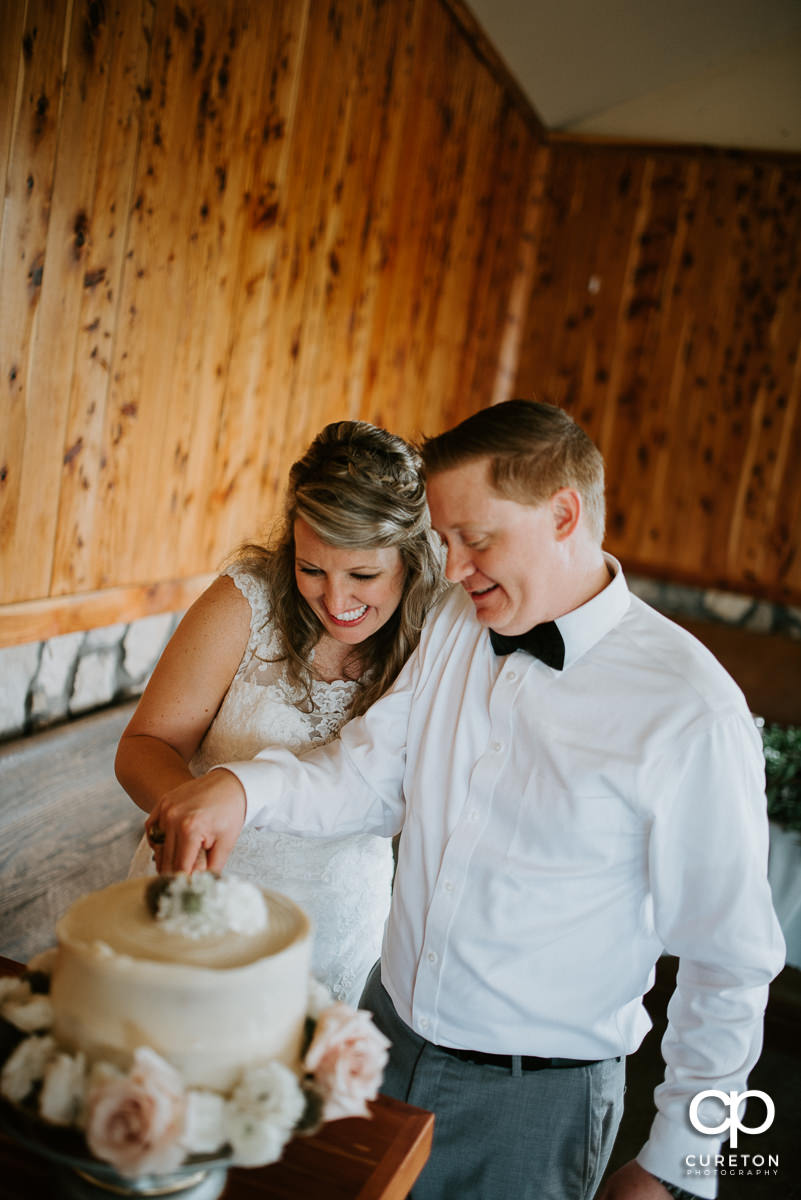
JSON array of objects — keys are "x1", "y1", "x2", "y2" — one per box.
[{"x1": 147, "y1": 769, "x2": 247, "y2": 875}]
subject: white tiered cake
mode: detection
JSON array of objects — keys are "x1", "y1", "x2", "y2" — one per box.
[{"x1": 50, "y1": 876, "x2": 312, "y2": 1091}]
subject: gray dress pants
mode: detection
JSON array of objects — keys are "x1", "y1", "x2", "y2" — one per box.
[{"x1": 361, "y1": 962, "x2": 626, "y2": 1200}]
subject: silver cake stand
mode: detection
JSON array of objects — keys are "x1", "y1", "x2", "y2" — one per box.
[
  {"x1": 0, "y1": 1103, "x2": 229, "y2": 1199},
  {"x1": 51, "y1": 1160, "x2": 227, "y2": 1200}
]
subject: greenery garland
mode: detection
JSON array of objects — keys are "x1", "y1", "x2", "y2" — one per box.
[{"x1": 761, "y1": 722, "x2": 801, "y2": 835}]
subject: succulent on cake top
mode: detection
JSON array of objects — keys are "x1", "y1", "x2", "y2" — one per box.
[{"x1": 145, "y1": 873, "x2": 268, "y2": 938}]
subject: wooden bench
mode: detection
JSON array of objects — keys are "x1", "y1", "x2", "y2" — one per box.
[{"x1": 0, "y1": 701, "x2": 144, "y2": 961}]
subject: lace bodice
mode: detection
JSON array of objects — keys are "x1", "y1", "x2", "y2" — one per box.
[{"x1": 129, "y1": 566, "x2": 393, "y2": 1005}]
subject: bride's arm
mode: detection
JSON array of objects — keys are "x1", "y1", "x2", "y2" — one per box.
[
  {"x1": 150, "y1": 647, "x2": 417, "y2": 875},
  {"x1": 115, "y1": 575, "x2": 251, "y2": 815}
]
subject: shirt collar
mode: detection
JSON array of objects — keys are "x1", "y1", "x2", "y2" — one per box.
[{"x1": 553, "y1": 553, "x2": 630, "y2": 670}]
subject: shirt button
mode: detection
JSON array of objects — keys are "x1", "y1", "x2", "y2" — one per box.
[
  {"x1": 427, "y1": 951, "x2": 438, "y2": 965},
  {"x1": 492, "y1": 741, "x2": 503, "y2": 752},
  {"x1": 468, "y1": 809, "x2": 479, "y2": 822},
  {"x1": 419, "y1": 1017, "x2": 430, "y2": 1030},
  {"x1": 506, "y1": 671, "x2": 517, "y2": 681},
  {"x1": 444, "y1": 880, "x2": 454, "y2": 892}
]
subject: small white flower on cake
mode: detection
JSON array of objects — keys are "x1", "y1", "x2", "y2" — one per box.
[
  {"x1": 40, "y1": 1050, "x2": 88, "y2": 1126},
  {"x1": 225, "y1": 1061, "x2": 305, "y2": 1166},
  {"x1": 0, "y1": 978, "x2": 54, "y2": 1033},
  {"x1": 307, "y1": 977, "x2": 334, "y2": 1020},
  {"x1": 1, "y1": 1034, "x2": 57, "y2": 1104},
  {"x1": 182, "y1": 1090, "x2": 228, "y2": 1155}
]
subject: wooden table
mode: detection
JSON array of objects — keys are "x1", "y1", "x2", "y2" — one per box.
[{"x1": 0, "y1": 957, "x2": 433, "y2": 1199}]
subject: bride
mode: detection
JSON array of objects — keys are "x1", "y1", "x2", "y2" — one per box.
[{"x1": 116, "y1": 420, "x2": 444, "y2": 1004}]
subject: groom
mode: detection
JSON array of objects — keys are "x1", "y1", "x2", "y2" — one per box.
[{"x1": 150, "y1": 400, "x2": 784, "y2": 1200}]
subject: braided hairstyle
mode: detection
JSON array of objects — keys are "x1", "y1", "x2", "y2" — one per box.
[{"x1": 231, "y1": 421, "x2": 445, "y2": 717}]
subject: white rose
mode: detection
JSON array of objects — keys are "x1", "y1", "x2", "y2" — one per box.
[{"x1": 1, "y1": 1034, "x2": 57, "y2": 1103}]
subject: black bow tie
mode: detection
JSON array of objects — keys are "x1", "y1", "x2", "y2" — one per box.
[{"x1": 489, "y1": 621, "x2": 565, "y2": 670}]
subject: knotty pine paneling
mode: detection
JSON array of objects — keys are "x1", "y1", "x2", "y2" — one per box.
[
  {"x1": 0, "y1": 0, "x2": 544, "y2": 644},
  {"x1": 515, "y1": 138, "x2": 801, "y2": 604},
  {"x1": 4, "y1": 2, "x2": 800, "y2": 649}
]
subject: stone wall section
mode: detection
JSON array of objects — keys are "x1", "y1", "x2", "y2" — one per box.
[
  {"x1": 627, "y1": 578, "x2": 801, "y2": 640},
  {"x1": 1, "y1": 613, "x2": 179, "y2": 741},
  {"x1": 1, "y1": 581, "x2": 800, "y2": 743}
]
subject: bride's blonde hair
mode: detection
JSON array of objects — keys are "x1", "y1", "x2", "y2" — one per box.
[{"x1": 231, "y1": 420, "x2": 444, "y2": 717}]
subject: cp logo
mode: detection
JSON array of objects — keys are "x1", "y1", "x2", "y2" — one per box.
[{"x1": 689, "y1": 1089, "x2": 775, "y2": 1149}]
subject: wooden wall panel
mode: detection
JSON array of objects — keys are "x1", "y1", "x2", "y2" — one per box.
[
  {"x1": 515, "y1": 139, "x2": 801, "y2": 604},
  {"x1": 51, "y1": 0, "x2": 154, "y2": 597},
  {"x1": 0, "y1": 0, "x2": 68, "y2": 599},
  {"x1": 0, "y1": 0, "x2": 544, "y2": 643},
  {"x1": 3, "y1": 1, "x2": 799, "y2": 649}
]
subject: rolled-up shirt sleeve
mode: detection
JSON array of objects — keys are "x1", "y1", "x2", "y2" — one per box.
[{"x1": 637, "y1": 711, "x2": 785, "y2": 1195}]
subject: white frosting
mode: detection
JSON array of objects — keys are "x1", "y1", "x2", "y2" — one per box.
[{"x1": 50, "y1": 878, "x2": 312, "y2": 1090}]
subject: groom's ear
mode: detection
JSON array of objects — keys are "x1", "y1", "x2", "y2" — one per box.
[{"x1": 549, "y1": 489, "x2": 582, "y2": 541}]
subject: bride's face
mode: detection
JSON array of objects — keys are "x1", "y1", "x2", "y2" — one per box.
[{"x1": 293, "y1": 518, "x2": 406, "y2": 645}]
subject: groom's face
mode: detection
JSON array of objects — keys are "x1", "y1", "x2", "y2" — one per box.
[{"x1": 426, "y1": 458, "x2": 561, "y2": 636}]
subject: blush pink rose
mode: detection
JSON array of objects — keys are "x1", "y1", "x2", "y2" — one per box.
[
  {"x1": 304, "y1": 1004, "x2": 390, "y2": 1121},
  {"x1": 85, "y1": 1048, "x2": 186, "y2": 1177}
]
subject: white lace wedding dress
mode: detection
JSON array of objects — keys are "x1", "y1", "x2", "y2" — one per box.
[{"x1": 129, "y1": 566, "x2": 394, "y2": 1005}]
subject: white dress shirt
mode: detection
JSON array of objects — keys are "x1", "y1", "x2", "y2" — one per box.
[{"x1": 223, "y1": 557, "x2": 784, "y2": 1197}]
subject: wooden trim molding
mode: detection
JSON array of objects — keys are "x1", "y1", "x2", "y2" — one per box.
[
  {"x1": 437, "y1": 0, "x2": 547, "y2": 138},
  {"x1": 545, "y1": 130, "x2": 801, "y2": 162},
  {"x1": 0, "y1": 576, "x2": 215, "y2": 648}
]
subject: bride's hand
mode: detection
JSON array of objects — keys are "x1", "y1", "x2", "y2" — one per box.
[{"x1": 146, "y1": 770, "x2": 247, "y2": 875}]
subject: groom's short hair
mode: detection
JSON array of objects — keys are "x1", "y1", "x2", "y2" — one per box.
[{"x1": 421, "y1": 399, "x2": 606, "y2": 544}]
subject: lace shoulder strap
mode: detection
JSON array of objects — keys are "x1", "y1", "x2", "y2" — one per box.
[{"x1": 223, "y1": 564, "x2": 274, "y2": 646}]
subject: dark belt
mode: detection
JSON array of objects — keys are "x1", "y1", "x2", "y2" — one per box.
[{"x1": 438, "y1": 1046, "x2": 613, "y2": 1071}]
